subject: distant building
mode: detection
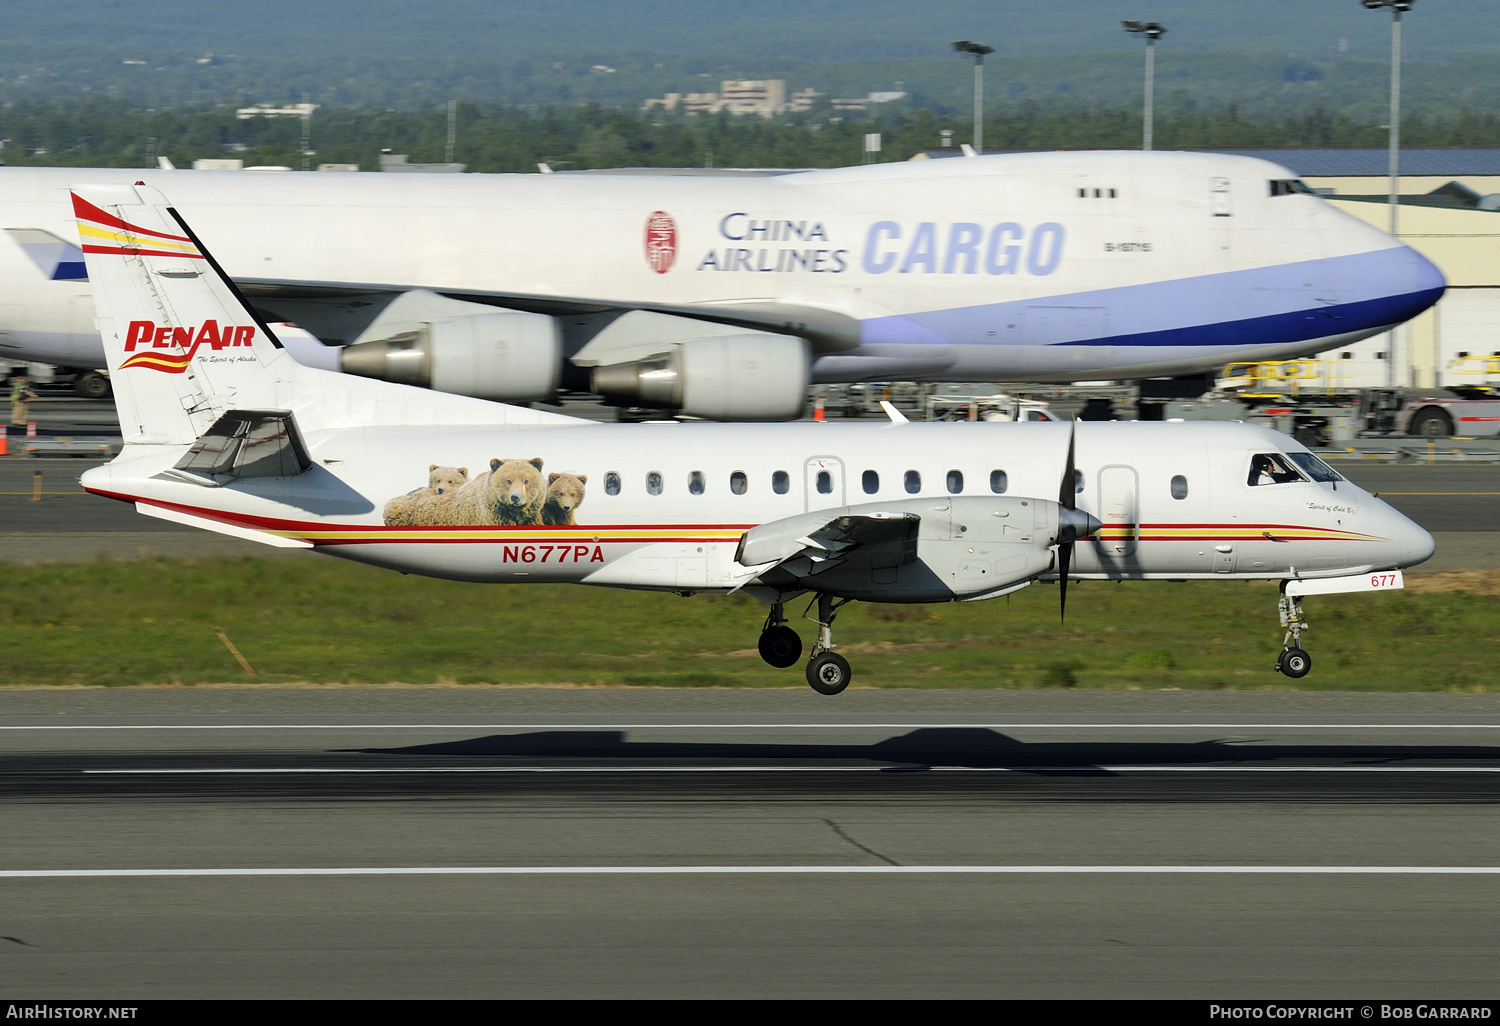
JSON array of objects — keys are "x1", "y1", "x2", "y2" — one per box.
[
  {"x1": 236, "y1": 103, "x2": 318, "y2": 121},
  {"x1": 642, "y1": 80, "x2": 798, "y2": 118},
  {"x1": 831, "y1": 90, "x2": 907, "y2": 113}
]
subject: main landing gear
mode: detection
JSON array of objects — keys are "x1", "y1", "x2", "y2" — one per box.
[
  {"x1": 757, "y1": 594, "x2": 853, "y2": 695},
  {"x1": 1275, "y1": 584, "x2": 1313, "y2": 679}
]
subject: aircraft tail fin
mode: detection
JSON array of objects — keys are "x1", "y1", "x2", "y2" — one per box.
[{"x1": 73, "y1": 184, "x2": 291, "y2": 446}]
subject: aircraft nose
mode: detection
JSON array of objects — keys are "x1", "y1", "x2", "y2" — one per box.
[
  {"x1": 1401, "y1": 517, "x2": 1436, "y2": 568},
  {"x1": 1356, "y1": 243, "x2": 1446, "y2": 325}
]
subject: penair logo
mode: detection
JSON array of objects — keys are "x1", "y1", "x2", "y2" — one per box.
[
  {"x1": 645, "y1": 211, "x2": 677, "y2": 274},
  {"x1": 118, "y1": 319, "x2": 257, "y2": 373}
]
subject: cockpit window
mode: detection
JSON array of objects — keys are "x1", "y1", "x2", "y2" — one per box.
[
  {"x1": 1248, "y1": 453, "x2": 1305, "y2": 486},
  {"x1": 1287, "y1": 451, "x2": 1343, "y2": 483},
  {"x1": 1269, "y1": 179, "x2": 1314, "y2": 197}
]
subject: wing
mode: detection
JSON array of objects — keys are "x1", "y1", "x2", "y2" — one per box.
[{"x1": 736, "y1": 509, "x2": 921, "y2": 581}]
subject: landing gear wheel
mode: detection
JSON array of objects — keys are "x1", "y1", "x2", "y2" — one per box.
[
  {"x1": 1278, "y1": 647, "x2": 1312, "y2": 679},
  {"x1": 758, "y1": 625, "x2": 802, "y2": 668},
  {"x1": 806, "y1": 653, "x2": 852, "y2": 695}
]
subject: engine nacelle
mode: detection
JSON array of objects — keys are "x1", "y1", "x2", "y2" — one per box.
[
  {"x1": 339, "y1": 309, "x2": 561, "y2": 402},
  {"x1": 590, "y1": 334, "x2": 809, "y2": 421}
]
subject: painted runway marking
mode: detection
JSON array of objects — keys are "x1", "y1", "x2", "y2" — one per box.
[
  {"x1": 3, "y1": 865, "x2": 1500, "y2": 878},
  {"x1": 8, "y1": 722, "x2": 1500, "y2": 731},
  {"x1": 82, "y1": 765, "x2": 1500, "y2": 775}
]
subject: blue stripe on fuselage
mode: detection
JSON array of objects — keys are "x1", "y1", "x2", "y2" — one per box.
[{"x1": 858, "y1": 247, "x2": 1446, "y2": 349}]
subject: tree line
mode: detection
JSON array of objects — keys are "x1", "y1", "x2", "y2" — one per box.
[{"x1": 3, "y1": 98, "x2": 1498, "y2": 173}]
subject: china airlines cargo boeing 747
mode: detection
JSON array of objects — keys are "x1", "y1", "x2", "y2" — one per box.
[
  {"x1": 73, "y1": 184, "x2": 1434, "y2": 691},
  {"x1": 2, "y1": 152, "x2": 1444, "y2": 419}
]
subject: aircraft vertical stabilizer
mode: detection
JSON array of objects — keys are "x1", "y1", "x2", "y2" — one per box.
[{"x1": 73, "y1": 184, "x2": 292, "y2": 445}]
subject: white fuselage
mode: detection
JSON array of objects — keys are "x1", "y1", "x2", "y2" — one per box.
[
  {"x1": 2, "y1": 152, "x2": 1443, "y2": 381},
  {"x1": 82, "y1": 419, "x2": 1433, "y2": 595}
]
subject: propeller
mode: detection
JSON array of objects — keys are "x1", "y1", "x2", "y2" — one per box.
[
  {"x1": 1054, "y1": 420, "x2": 1101, "y2": 621},
  {"x1": 1057, "y1": 419, "x2": 1076, "y2": 620}
]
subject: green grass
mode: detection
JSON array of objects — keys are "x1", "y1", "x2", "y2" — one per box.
[{"x1": 1, "y1": 557, "x2": 1496, "y2": 690}]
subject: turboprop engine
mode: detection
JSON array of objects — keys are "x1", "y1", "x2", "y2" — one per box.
[{"x1": 735, "y1": 495, "x2": 1101, "y2": 604}]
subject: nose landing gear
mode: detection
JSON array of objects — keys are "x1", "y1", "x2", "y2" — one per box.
[{"x1": 1276, "y1": 585, "x2": 1313, "y2": 679}]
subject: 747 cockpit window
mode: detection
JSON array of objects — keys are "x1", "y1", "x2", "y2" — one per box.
[
  {"x1": 1287, "y1": 451, "x2": 1343, "y2": 483},
  {"x1": 1270, "y1": 179, "x2": 1314, "y2": 197},
  {"x1": 1248, "y1": 453, "x2": 1304, "y2": 486}
]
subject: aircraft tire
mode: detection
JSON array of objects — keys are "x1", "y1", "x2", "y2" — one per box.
[
  {"x1": 758, "y1": 625, "x2": 802, "y2": 668},
  {"x1": 1278, "y1": 647, "x2": 1312, "y2": 679},
  {"x1": 806, "y1": 653, "x2": 852, "y2": 695}
]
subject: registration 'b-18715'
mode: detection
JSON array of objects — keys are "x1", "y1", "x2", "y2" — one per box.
[{"x1": 74, "y1": 185, "x2": 1435, "y2": 692}]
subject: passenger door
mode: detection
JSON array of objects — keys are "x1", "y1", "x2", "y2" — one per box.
[{"x1": 1096, "y1": 465, "x2": 1139, "y2": 561}]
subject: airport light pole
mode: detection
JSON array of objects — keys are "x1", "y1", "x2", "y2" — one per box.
[
  {"x1": 953, "y1": 40, "x2": 994, "y2": 154},
  {"x1": 1122, "y1": 21, "x2": 1166, "y2": 151},
  {"x1": 1362, "y1": 0, "x2": 1414, "y2": 386}
]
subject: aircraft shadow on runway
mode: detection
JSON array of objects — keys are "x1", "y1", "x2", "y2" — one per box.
[
  {"x1": 6, "y1": 728, "x2": 1498, "y2": 803},
  {"x1": 353, "y1": 726, "x2": 1500, "y2": 774}
]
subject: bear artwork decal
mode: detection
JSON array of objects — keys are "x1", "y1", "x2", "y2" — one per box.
[{"x1": 383, "y1": 458, "x2": 588, "y2": 528}]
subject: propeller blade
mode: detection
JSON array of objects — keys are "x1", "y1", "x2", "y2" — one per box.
[
  {"x1": 1060, "y1": 419, "x2": 1076, "y2": 511},
  {"x1": 1058, "y1": 419, "x2": 1078, "y2": 621},
  {"x1": 1058, "y1": 540, "x2": 1071, "y2": 621}
]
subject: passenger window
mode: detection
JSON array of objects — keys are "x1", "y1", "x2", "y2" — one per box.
[
  {"x1": 772, "y1": 470, "x2": 789, "y2": 495},
  {"x1": 1073, "y1": 469, "x2": 1084, "y2": 494},
  {"x1": 730, "y1": 471, "x2": 748, "y2": 495},
  {"x1": 688, "y1": 470, "x2": 705, "y2": 495},
  {"x1": 604, "y1": 472, "x2": 621, "y2": 496},
  {"x1": 1171, "y1": 474, "x2": 1188, "y2": 500},
  {"x1": 989, "y1": 469, "x2": 1008, "y2": 494},
  {"x1": 946, "y1": 470, "x2": 964, "y2": 494},
  {"x1": 816, "y1": 470, "x2": 833, "y2": 494},
  {"x1": 1248, "y1": 454, "x2": 1303, "y2": 486},
  {"x1": 862, "y1": 469, "x2": 879, "y2": 494},
  {"x1": 646, "y1": 471, "x2": 663, "y2": 496},
  {"x1": 904, "y1": 470, "x2": 921, "y2": 494}
]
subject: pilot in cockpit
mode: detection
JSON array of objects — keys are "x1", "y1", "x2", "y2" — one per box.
[{"x1": 1248, "y1": 453, "x2": 1300, "y2": 486}]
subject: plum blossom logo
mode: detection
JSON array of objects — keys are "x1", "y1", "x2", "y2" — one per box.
[{"x1": 645, "y1": 211, "x2": 676, "y2": 274}]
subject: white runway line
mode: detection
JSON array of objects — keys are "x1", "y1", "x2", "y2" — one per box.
[
  {"x1": 81, "y1": 764, "x2": 1500, "y2": 775},
  {"x1": 4, "y1": 865, "x2": 1500, "y2": 878},
  {"x1": 8, "y1": 721, "x2": 1500, "y2": 731}
]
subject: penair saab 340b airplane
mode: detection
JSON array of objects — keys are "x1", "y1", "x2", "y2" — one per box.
[
  {"x1": 73, "y1": 184, "x2": 1435, "y2": 693},
  {"x1": 1, "y1": 152, "x2": 1445, "y2": 419}
]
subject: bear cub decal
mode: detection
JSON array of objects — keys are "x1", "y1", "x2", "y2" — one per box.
[
  {"x1": 542, "y1": 473, "x2": 587, "y2": 526},
  {"x1": 383, "y1": 458, "x2": 588, "y2": 527}
]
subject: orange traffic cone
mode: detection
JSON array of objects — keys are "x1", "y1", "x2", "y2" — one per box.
[
  {"x1": 813, "y1": 397, "x2": 826, "y2": 423},
  {"x1": 0, "y1": 427, "x2": 7, "y2": 456},
  {"x1": 26, "y1": 421, "x2": 37, "y2": 439}
]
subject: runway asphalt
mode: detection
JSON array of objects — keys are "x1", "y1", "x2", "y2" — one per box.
[{"x1": 2, "y1": 688, "x2": 1499, "y2": 998}]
